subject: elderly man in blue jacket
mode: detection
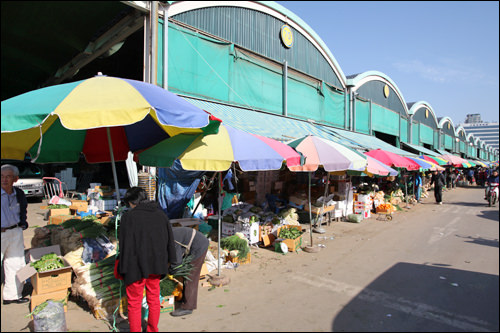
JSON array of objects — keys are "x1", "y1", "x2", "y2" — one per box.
[{"x1": 1, "y1": 164, "x2": 29, "y2": 305}]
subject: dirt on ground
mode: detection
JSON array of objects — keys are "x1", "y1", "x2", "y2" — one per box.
[{"x1": 1, "y1": 186, "x2": 498, "y2": 332}]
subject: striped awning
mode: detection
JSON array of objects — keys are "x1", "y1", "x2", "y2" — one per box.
[
  {"x1": 182, "y1": 97, "x2": 416, "y2": 157},
  {"x1": 401, "y1": 142, "x2": 440, "y2": 156}
]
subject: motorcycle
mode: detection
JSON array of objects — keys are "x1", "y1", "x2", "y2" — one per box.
[{"x1": 486, "y1": 183, "x2": 499, "y2": 207}]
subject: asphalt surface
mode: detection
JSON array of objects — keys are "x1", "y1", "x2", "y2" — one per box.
[{"x1": 1, "y1": 185, "x2": 498, "y2": 332}]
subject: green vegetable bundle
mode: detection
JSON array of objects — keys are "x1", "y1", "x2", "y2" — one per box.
[
  {"x1": 279, "y1": 227, "x2": 302, "y2": 240},
  {"x1": 159, "y1": 253, "x2": 195, "y2": 297},
  {"x1": 31, "y1": 253, "x2": 65, "y2": 272},
  {"x1": 220, "y1": 235, "x2": 249, "y2": 260},
  {"x1": 48, "y1": 204, "x2": 69, "y2": 209}
]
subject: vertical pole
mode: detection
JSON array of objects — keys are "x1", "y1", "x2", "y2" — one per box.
[
  {"x1": 151, "y1": 1, "x2": 158, "y2": 85},
  {"x1": 283, "y1": 60, "x2": 288, "y2": 116},
  {"x1": 308, "y1": 172, "x2": 313, "y2": 247},
  {"x1": 106, "y1": 128, "x2": 121, "y2": 205},
  {"x1": 217, "y1": 172, "x2": 222, "y2": 276},
  {"x1": 162, "y1": 3, "x2": 169, "y2": 89}
]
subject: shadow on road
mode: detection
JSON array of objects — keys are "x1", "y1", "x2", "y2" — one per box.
[
  {"x1": 455, "y1": 234, "x2": 499, "y2": 248},
  {"x1": 332, "y1": 262, "x2": 499, "y2": 332},
  {"x1": 448, "y1": 201, "x2": 492, "y2": 207},
  {"x1": 477, "y1": 210, "x2": 500, "y2": 222}
]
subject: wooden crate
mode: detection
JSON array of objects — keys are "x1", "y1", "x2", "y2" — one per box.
[
  {"x1": 277, "y1": 225, "x2": 303, "y2": 252},
  {"x1": 225, "y1": 252, "x2": 251, "y2": 265}
]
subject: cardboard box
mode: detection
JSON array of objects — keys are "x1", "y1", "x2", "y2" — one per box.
[
  {"x1": 355, "y1": 211, "x2": 371, "y2": 219},
  {"x1": 16, "y1": 245, "x2": 73, "y2": 295},
  {"x1": 221, "y1": 222, "x2": 236, "y2": 237},
  {"x1": 30, "y1": 288, "x2": 68, "y2": 317},
  {"x1": 262, "y1": 233, "x2": 276, "y2": 247},
  {"x1": 70, "y1": 200, "x2": 88, "y2": 212},
  {"x1": 50, "y1": 208, "x2": 71, "y2": 217},
  {"x1": 225, "y1": 252, "x2": 251, "y2": 265},
  {"x1": 235, "y1": 221, "x2": 259, "y2": 244},
  {"x1": 199, "y1": 263, "x2": 209, "y2": 279},
  {"x1": 49, "y1": 214, "x2": 80, "y2": 225},
  {"x1": 277, "y1": 225, "x2": 303, "y2": 252},
  {"x1": 160, "y1": 295, "x2": 175, "y2": 313}
]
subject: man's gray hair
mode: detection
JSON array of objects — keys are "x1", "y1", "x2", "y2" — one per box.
[{"x1": 1, "y1": 164, "x2": 20, "y2": 177}]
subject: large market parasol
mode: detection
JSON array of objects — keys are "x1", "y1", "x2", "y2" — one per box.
[
  {"x1": 1, "y1": 74, "x2": 219, "y2": 202},
  {"x1": 365, "y1": 149, "x2": 420, "y2": 171},
  {"x1": 286, "y1": 135, "x2": 368, "y2": 247},
  {"x1": 138, "y1": 123, "x2": 303, "y2": 276}
]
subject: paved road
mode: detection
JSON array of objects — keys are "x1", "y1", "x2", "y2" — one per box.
[{"x1": 1, "y1": 186, "x2": 498, "y2": 332}]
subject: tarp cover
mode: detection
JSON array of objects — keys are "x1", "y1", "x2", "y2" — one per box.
[{"x1": 157, "y1": 160, "x2": 204, "y2": 219}]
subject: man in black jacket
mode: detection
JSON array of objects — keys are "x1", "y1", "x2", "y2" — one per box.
[
  {"x1": 430, "y1": 170, "x2": 446, "y2": 205},
  {"x1": 1, "y1": 164, "x2": 29, "y2": 305},
  {"x1": 170, "y1": 226, "x2": 209, "y2": 317}
]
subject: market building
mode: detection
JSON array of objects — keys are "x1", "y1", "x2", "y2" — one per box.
[{"x1": 2, "y1": 1, "x2": 497, "y2": 162}]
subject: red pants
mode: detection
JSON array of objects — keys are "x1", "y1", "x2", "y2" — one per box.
[{"x1": 126, "y1": 274, "x2": 161, "y2": 332}]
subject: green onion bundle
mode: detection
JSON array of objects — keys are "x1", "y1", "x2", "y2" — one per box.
[
  {"x1": 220, "y1": 235, "x2": 250, "y2": 260},
  {"x1": 159, "y1": 253, "x2": 195, "y2": 297}
]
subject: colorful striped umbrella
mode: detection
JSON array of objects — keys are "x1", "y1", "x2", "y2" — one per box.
[
  {"x1": 407, "y1": 157, "x2": 444, "y2": 171},
  {"x1": 1, "y1": 75, "x2": 219, "y2": 163},
  {"x1": 286, "y1": 135, "x2": 367, "y2": 172},
  {"x1": 365, "y1": 156, "x2": 399, "y2": 176},
  {"x1": 365, "y1": 149, "x2": 420, "y2": 171},
  {"x1": 420, "y1": 155, "x2": 449, "y2": 166},
  {"x1": 138, "y1": 123, "x2": 302, "y2": 171},
  {"x1": 440, "y1": 154, "x2": 469, "y2": 167},
  {"x1": 139, "y1": 124, "x2": 302, "y2": 276}
]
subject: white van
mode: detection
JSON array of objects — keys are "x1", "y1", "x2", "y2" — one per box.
[{"x1": 2, "y1": 159, "x2": 45, "y2": 201}]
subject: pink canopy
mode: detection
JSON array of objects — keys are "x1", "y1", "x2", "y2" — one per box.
[{"x1": 365, "y1": 149, "x2": 420, "y2": 171}]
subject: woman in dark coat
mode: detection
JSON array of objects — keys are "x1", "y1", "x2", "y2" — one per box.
[{"x1": 117, "y1": 187, "x2": 176, "y2": 332}]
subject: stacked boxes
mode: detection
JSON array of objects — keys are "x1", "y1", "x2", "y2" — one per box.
[
  {"x1": 221, "y1": 221, "x2": 260, "y2": 244},
  {"x1": 353, "y1": 194, "x2": 373, "y2": 219},
  {"x1": 55, "y1": 168, "x2": 77, "y2": 191},
  {"x1": 16, "y1": 245, "x2": 73, "y2": 314}
]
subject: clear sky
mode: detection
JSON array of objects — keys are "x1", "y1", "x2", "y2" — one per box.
[{"x1": 276, "y1": 1, "x2": 499, "y2": 124}]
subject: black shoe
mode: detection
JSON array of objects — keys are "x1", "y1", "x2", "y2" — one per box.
[
  {"x1": 3, "y1": 297, "x2": 30, "y2": 305},
  {"x1": 170, "y1": 308, "x2": 193, "y2": 317}
]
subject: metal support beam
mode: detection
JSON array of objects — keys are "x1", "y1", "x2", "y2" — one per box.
[
  {"x1": 43, "y1": 10, "x2": 144, "y2": 86},
  {"x1": 283, "y1": 60, "x2": 288, "y2": 116}
]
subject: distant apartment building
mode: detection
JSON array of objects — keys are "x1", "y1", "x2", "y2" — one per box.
[{"x1": 460, "y1": 114, "x2": 499, "y2": 150}]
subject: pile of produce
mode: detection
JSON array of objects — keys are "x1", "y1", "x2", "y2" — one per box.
[
  {"x1": 47, "y1": 204, "x2": 69, "y2": 209},
  {"x1": 31, "y1": 253, "x2": 65, "y2": 272},
  {"x1": 220, "y1": 233, "x2": 250, "y2": 260},
  {"x1": 159, "y1": 253, "x2": 194, "y2": 298},
  {"x1": 376, "y1": 203, "x2": 393, "y2": 211},
  {"x1": 278, "y1": 227, "x2": 302, "y2": 240},
  {"x1": 72, "y1": 254, "x2": 125, "y2": 320}
]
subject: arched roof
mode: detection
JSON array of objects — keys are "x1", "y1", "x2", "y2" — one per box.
[
  {"x1": 346, "y1": 70, "x2": 409, "y2": 117},
  {"x1": 168, "y1": 1, "x2": 347, "y2": 87},
  {"x1": 466, "y1": 133, "x2": 476, "y2": 144},
  {"x1": 455, "y1": 125, "x2": 467, "y2": 139},
  {"x1": 474, "y1": 137, "x2": 481, "y2": 146},
  {"x1": 407, "y1": 101, "x2": 439, "y2": 126},
  {"x1": 438, "y1": 116, "x2": 456, "y2": 130}
]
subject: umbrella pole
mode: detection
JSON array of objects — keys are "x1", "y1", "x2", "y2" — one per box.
[
  {"x1": 313, "y1": 172, "x2": 329, "y2": 234},
  {"x1": 303, "y1": 172, "x2": 319, "y2": 253},
  {"x1": 217, "y1": 172, "x2": 222, "y2": 276},
  {"x1": 309, "y1": 172, "x2": 313, "y2": 246},
  {"x1": 106, "y1": 128, "x2": 121, "y2": 206}
]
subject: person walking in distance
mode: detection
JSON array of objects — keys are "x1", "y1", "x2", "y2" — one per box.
[
  {"x1": 1, "y1": 164, "x2": 30, "y2": 305},
  {"x1": 430, "y1": 170, "x2": 446, "y2": 205}
]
